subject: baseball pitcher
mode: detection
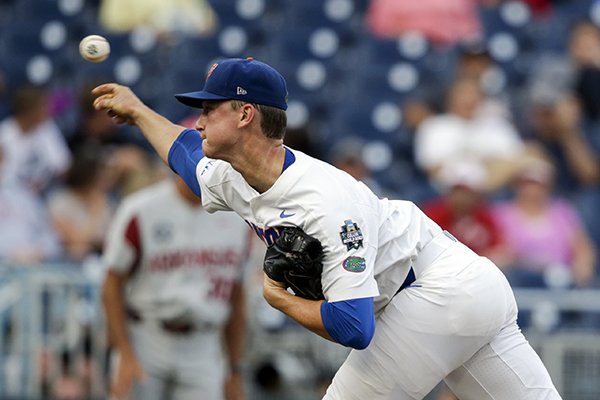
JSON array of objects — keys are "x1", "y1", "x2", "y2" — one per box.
[{"x1": 93, "y1": 58, "x2": 562, "y2": 400}]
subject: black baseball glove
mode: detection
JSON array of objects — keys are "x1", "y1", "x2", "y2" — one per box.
[{"x1": 263, "y1": 227, "x2": 325, "y2": 300}]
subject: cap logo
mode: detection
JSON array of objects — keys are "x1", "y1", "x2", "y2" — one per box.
[
  {"x1": 236, "y1": 86, "x2": 247, "y2": 95},
  {"x1": 206, "y1": 63, "x2": 218, "y2": 79}
]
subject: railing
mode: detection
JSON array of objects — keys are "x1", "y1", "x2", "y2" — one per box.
[
  {"x1": 1, "y1": 263, "x2": 600, "y2": 400},
  {"x1": 0, "y1": 263, "x2": 107, "y2": 399}
]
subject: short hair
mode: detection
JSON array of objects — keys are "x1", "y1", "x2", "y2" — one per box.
[
  {"x1": 10, "y1": 84, "x2": 48, "y2": 116},
  {"x1": 65, "y1": 145, "x2": 106, "y2": 189},
  {"x1": 230, "y1": 100, "x2": 287, "y2": 140}
]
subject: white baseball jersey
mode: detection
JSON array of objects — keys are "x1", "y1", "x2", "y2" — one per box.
[
  {"x1": 192, "y1": 147, "x2": 561, "y2": 400},
  {"x1": 103, "y1": 180, "x2": 251, "y2": 326},
  {"x1": 196, "y1": 149, "x2": 442, "y2": 314}
]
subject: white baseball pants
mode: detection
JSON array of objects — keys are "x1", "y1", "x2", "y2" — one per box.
[
  {"x1": 323, "y1": 241, "x2": 562, "y2": 400},
  {"x1": 126, "y1": 320, "x2": 225, "y2": 400}
]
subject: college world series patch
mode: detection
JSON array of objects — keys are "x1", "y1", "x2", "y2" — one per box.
[
  {"x1": 343, "y1": 256, "x2": 366, "y2": 273},
  {"x1": 339, "y1": 219, "x2": 364, "y2": 250}
]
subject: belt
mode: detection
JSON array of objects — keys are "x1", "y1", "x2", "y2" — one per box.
[
  {"x1": 160, "y1": 320, "x2": 195, "y2": 335},
  {"x1": 126, "y1": 308, "x2": 196, "y2": 335}
]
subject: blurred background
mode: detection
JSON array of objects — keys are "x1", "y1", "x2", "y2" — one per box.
[{"x1": 1, "y1": 0, "x2": 600, "y2": 399}]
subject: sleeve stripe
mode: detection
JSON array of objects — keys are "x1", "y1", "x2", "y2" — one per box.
[{"x1": 124, "y1": 216, "x2": 142, "y2": 277}]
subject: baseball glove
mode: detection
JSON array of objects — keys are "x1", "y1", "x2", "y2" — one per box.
[{"x1": 263, "y1": 227, "x2": 325, "y2": 300}]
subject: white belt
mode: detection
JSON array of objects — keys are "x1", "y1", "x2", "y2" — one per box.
[{"x1": 412, "y1": 230, "x2": 457, "y2": 273}]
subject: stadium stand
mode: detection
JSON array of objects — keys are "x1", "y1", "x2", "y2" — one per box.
[{"x1": 1, "y1": 0, "x2": 600, "y2": 399}]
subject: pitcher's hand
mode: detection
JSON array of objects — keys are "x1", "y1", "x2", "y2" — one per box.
[{"x1": 92, "y1": 84, "x2": 146, "y2": 125}]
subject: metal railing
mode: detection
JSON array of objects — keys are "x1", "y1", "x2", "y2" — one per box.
[{"x1": 1, "y1": 263, "x2": 600, "y2": 400}]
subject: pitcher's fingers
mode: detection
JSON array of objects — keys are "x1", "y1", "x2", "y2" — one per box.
[
  {"x1": 91, "y1": 83, "x2": 119, "y2": 95},
  {"x1": 93, "y1": 95, "x2": 113, "y2": 110}
]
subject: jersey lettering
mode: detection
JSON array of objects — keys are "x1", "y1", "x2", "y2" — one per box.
[
  {"x1": 246, "y1": 221, "x2": 282, "y2": 246},
  {"x1": 149, "y1": 249, "x2": 241, "y2": 272}
]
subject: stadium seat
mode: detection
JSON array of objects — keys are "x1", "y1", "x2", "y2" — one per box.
[
  {"x1": 0, "y1": 20, "x2": 74, "y2": 87},
  {"x1": 325, "y1": 96, "x2": 403, "y2": 148},
  {"x1": 280, "y1": 0, "x2": 362, "y2": 41},
  {"x1": 207, "y1": 0, "x2": 274, "y2": 47}
]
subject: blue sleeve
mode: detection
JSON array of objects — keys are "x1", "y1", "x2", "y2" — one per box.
[
  {"x1": 168, "y1": 128, "x2": 204, "y2": 197},
  {"x1": 320, "y1": 297, "x2": 375, "y2": 350}
]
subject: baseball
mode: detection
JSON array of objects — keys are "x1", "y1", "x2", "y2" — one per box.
[{"x1": 79, "y1": 35, "x2": 110, "y2": 63}]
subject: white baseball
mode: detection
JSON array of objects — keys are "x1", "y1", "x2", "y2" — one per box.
[{"x1": 79, "y1": 35, "x2": 110, "y2": 63}]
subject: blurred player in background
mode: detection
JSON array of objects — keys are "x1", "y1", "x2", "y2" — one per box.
[
  {"x1": 101, "y1": 174, "x2": 252, "y2": 400},
  {"x1": 93, "y1": 58, "x2": 561, "y2": 399}
]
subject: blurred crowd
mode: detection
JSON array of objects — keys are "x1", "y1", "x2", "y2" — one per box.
[{"x1": 0, "y1": 0, "x2": 600, "y2": 399}]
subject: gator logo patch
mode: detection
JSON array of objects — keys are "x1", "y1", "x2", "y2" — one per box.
[
  {"x1": 343, "y1": 256, "x2": 366, "y2": 273},
  {"x1": 339, "y1": 219, "x2": 364, "y2": 250}
]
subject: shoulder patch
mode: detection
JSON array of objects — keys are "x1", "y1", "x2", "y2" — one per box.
[
  {"x1": 343, "y1": 256, "x2": 366, "y2": 273},
  {"x1": 339, "y1": 219, "x2": 364, "y2": 250},
  {"x1": 153, "y1": 221, "x2": 173, "y2": 242}
]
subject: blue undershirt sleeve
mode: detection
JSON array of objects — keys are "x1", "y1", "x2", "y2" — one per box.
[
  {"x1": 167, "y1": 128, "x2": 204, "y2": 197},
  {"x1": 320, "y1": 297, "x2": 375, "y2": 350}
]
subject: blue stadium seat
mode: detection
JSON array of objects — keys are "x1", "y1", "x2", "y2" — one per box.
[
  {"x1": 325, "y1": 96, "x2": 403, "y2": 148},
  {"x1": 206, "y1": 0, "x2": 275, "y2": 47},
  {"x1": 267, "y1": 27, "x2": 342, "y2": 63},
  {"x1": 0, "y1": 20, "x2": 74, "y2": 86},
  {"x1": 280, "y1": 0, "x2": 362, "y2": 41},
  {"x1": 335, "y1": 62, "x2": 417, "y2": 107},
  {"x1": 216, "y1": 25, "x2": 258, "y2": 58},
  {"x1": 13, "y1": 0, "x2": 64, "y2": 21},
  {"x1": 271, "y1": 59, "x2": 336, "y2": 124},
  {"x1": 355, "y1": 35, "x2": 406, "y2": 68},
  {"x1": 264, "y1": 26, "x2": 358, "y2": 83},
  {"x1": 170, "y1": 34, "x2": 223, "y2": 65}
]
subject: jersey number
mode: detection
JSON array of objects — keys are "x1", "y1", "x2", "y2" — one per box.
[{"x1": 208, "y1": 277, "x2": 234, "y2": 301}]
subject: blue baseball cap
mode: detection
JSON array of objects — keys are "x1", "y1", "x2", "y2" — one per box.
[{"x1": 175, "y1": 58, "x2": 288, "y2": 110}]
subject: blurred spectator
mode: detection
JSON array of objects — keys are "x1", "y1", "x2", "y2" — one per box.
[
  {"x1": 69, "y1": 84, "x2": 159, "y2": 198},
  {"x1": 0, "y1": 144, "x2": 62, "y2": 263},
  {"x1": 526, "y1": 83, "x2": 600, "y2": 251},
  {"x1": 421, "y1": 161, "x2": 509, "y2": 264},
  {"x1": 47, "y1": 145, "x2": 116, "y2": 263},
  {"x1": 414, "y1": 78, "x2": 526, "y2": 193},
  {"x1": 68, "y1": 84, "x2": 136, "y2": 151},
  {"x1": 455, "y1": 39, "x2": 512, "y2": 120},
  {"x1": 365, "y1": 0, "x2": 482, "y2": 47},
  {"x1": 521, "y1": 0, "x2": 552, "y2": 15},
  {"x1": 492, "y1": 157, "x2": 597, "y2": 288},
  {"x1": 569, "y1": 20, "x2": 600, "y2": 122},
  {"x1": 283, "y1": 127, "x2": 323, "y2": 160},
  {"x1": 331, "y1": 137, "x2": 385, "y2": 196},
  {"x1": 393, "y1": 92, "x2": 439, "y2": 202},
  {"x1": 0, "y1": 84, "x2": 71, "y2": 194},
  {"x1": 98, "y1": 0, "x2": 217, "y2": 38},
  {"x1": 526, "y1": 92, "x2": 600, "y2": 192}
]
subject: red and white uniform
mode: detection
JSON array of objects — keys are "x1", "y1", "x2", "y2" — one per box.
[{"x1": 103, "y1": 180, "x2": 251, "y2": 400}]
